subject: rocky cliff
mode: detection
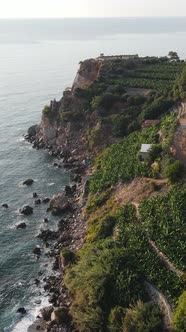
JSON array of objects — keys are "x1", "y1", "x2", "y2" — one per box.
[{"x1": 27, "y1": 57, "x2": 114, "y2": 162}]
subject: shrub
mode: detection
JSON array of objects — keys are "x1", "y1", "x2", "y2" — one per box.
[
  {"x1": 91, "y1": 95, "x2": 103, "y2": 110},
  {"x1": 174, "y1": 291, "x2": 186, "y2": 332},
  {"x1": 109, "y1": 306, "x2": 125, "y2": 332},
  {"x1": 164, "y1": 160, "x2": 184, "y2": 183},
  {"x1": 147, "y1": 144, "x2": 162, "y2": 165},
  {"x1": 61, "y1": 249, "x2": 76, "y2": 266},
  {"x1": 111, "y1": 115, "x2": 130, "y2": 137},
  {"x1": 122, "y1": 301, "x2": 163, "y2": 332},
  {"x1": 42, "y1": 105, "x2": 51, "y2": 116},
  {"x1": 87, "y1": 214, "x2": 116, "y2": 242},
  {"x1": 87, "y1": 126, "x2": 105, "y2": 150},
  {"x1": 91, "y1": 93, "x2": 119, "y2": 112}
]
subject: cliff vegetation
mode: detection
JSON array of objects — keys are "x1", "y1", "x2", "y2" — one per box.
[{"x1": 34, "y1": 54, "x2": 186, "y2": 332}]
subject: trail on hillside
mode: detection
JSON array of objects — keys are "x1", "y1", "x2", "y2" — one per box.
[
  {"x1": 149, "y1": 240, "x2": 185, "y2": 277},
  {"x1": 144, "y1": 281, "x2": 173, "y2": 330}
]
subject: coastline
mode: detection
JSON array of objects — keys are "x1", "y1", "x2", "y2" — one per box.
[{"x1": 25, "y1": 134, "x2": 90, "y2": 332}]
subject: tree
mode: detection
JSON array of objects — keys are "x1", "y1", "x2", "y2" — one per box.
[
  {"x1": 164, "y1": 160, "x2": 184, "y2": 183},
  {"x1": 168, "y1": 51, "x2": 180, "y2": 61},
  {"x1": 122, "y1": 301, "x2": 163, "y2": 332}
]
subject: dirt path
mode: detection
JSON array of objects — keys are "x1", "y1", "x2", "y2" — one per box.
[
  {"x1": 144, "y1": 281, "x2": 173, "y2": 330},
  {"x1": 149, "y1": 240, "x2": 185, "y2": 277}
]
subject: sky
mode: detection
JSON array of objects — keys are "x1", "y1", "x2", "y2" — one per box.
[{"x1": 0, "y1": 0, "x2": 186, "y2": 18}]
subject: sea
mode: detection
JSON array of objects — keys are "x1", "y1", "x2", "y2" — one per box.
[{"x1": 0, "y1": 17, "x2": 186, "y2": 332}]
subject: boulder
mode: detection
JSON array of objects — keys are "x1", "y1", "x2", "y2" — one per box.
[
  {"x1": 27, "y1": 318, "x2": 46, "y2": 332},
  {"x1": 16, "y1": 222, "x2": 26, "y2": 230},
  {"x1": 2, "y1": 203, "x2": 8, "y2": 209},
  {"x1": 52, "y1": 257, "x2": 59, "y2": 271},
  {"x1": 23, "y1": 179, "x2": 34, "y2": 186},
  {"x1": 42, "y1": 198, "x2": 50, "y2": 204},
  {"x1": 17, "y1": 307, "x2": 27, "y2": 315},
  {"x1": 33, "y1": 193, "x2": 38, "y2": 198},
  {"x1": 20, "y1": 205, "x2": 33, "y2": 215},
  {"x1": 70, "y1": 174, "x2": 81, "y2": 183},
  {"x1": 33, "y1": 245, "x2": 41, "y2": 256},
  {"x1": 43, "y1": 218, "x2": 49, "y2": 223},
  {"x1": 51, "y1": 307, "x2": 71, "y2": 324},
  {"x1": 38, "y1": 229, "x2": 58, "y2": 242},
  {"x1": 34, "y1": 199, "x2": 41, "y2": 205},
  {"x1": 41, "y1": 306, "x2": 53, "y2": 321},
  {"x1": 28, "y1": 124, "x2": 39, "y2": 138},
  {"x1": 65, "y1": 185, "x2": 73, "y2": 197},
  {"x1": 57, "y1": 231, "x2": 71, "y2": 243},
  {"x1": 49, "y1": 193, "x2": 71, "y2": 215},
  {"x1": 57, "y1": 219, "x2": 66, "y2": 231}
]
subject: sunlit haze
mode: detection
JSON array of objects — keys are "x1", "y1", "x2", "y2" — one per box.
[{"x1": 0, "y1": 0, "x2": 186, "y2": 18}]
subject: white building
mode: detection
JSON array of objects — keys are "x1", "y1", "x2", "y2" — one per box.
[{"x1": 140, "y1": 144, "x2": 152, "y2": 161}]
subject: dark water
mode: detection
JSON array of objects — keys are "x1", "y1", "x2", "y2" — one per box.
[{"x1": 0, "y1": 17, "x2": 186, "y2": 331}]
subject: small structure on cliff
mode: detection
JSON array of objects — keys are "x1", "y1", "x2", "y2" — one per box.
[
  {"x1": 98, "y1": 53, "x2": 139, "y2": 61},
  {"x1": 140, "y1": 144, "x2": 152, "y2": 161}
]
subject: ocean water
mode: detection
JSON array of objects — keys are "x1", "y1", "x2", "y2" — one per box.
[{"x1": 0, "y1": 17, "x2": 186, "y2": 332}]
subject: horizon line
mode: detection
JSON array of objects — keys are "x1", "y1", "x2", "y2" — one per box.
[{"x1": 0, "y1": 16, "x2": 186, "y2": 20}]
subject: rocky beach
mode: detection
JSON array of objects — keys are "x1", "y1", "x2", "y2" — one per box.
[{"x1": 25, "y1": 75, "x2": 93, "y2": 330}]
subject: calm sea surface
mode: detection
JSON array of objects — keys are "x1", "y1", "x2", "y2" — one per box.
[{"x1": 0, "y1": 17, "x2": 186, "y2": 331}]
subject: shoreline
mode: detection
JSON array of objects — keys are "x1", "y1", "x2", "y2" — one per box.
[{"x1": 25, "y1": 135, "x2": 90, "y2": 332}]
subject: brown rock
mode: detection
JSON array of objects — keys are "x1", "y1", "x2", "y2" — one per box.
[
  {"x1": 40, "y1": 306, "x2": 53, "y2": 321},
  {"x1": 49, "y1": 193, "x2": 71, "y2": 215},
  {"x1": 51, "y1": 306, "x2": 71, "y2": 324}
]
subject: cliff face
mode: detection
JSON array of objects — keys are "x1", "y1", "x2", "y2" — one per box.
[
  {"x1": 72, "y1": 59, "x2": 102, "y2": 91},
  {"x1": 33, "y1": 58, "x2": 106, "y2": 160}
]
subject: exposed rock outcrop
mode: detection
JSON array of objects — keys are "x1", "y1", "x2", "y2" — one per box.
[
  {"x1": 72, "y1": 58, "x2": 102, "y2": 90},
  {"x1": 49, "y1": 193, "x2": 71, "y2": 215},
  {"x1": 20, "y1": 205, "x2": 33, "y2": 215},
  {"x1": 23, "y1": 179, "x2": 34, "y2": 186}
]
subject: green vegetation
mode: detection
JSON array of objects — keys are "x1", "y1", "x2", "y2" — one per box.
[
  {"x1": 65, "y1": 199, "x2": 185, "y2": 331},
  {"x1": 42, "y1": 105, "x2": 51, "y2": 116},
  {"x1": 174, "y1": 291, "x2": 186, "y2": 332},
  {"x1": 122, "y1": 301, "x2": 163, "y2": 332},
  {"x1": 63, "y1": 56, "x2": 186, "y2": 331},
  {"x1": 72, "y1": 58, "x2": 185, "y2": 144},
  {"x1": 173, "y1": 66, "x2": 186, "y2": 99},
  {"x1": 164, "y1": 160, "x2": 184, "y2": 183},
  {"x1": 139, "y1": 186, "x2": 186, "y2": 271},
  {"x1": 90, "y1": 127, "x2": 157, "y2": 193}
]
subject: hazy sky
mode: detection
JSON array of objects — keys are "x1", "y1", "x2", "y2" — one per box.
[{"x1": 0, "y1": 0, "x2": 186, "y2": 18}]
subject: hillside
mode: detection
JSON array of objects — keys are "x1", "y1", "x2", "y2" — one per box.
[{"x1": 27, "y1": 54, "x2": 186, "y2": 332}]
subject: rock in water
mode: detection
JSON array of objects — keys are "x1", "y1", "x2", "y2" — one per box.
[
  {"x1": 49, "y1": 192, "x2": 70, "y2": 215},
  {"x1": 33, "y1": 192, "x2": 38, "y2": 198},
  {"x1": 42, "y1": 197, "x2": 50, "y2": 204},
  {"x1": 16, "y1": 222, "x2": 26, "y2": 229},
  {"x1": 2, "y1": 203, "x2": 8, "y2": 209},
  {"x1": 23, "y1": 179, "x2": 34, "y2": 186},
  {"x1": 17, "y1": 307, "x2": 27, "y2": 314},
  {"x1": 28, "y1": 124, "x2": 39, "y2": 138},
  {"x1": 34, "y1": 199, "x2": 41, "y2": 205},
  {"x1": 33, "y1": 245, "x2": 41, "y2": 256},
  {"x1": 20, "y1": 205, "x2": 33, "y2": 215}
]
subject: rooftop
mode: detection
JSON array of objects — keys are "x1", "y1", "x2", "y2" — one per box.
[{"x1": 140, "y1": 144, "x2": 152, "y2": 153}]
